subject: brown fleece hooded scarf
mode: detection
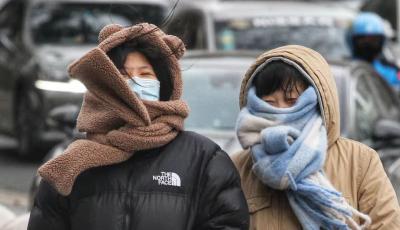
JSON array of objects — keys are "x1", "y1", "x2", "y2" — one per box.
[{"x1": 38, "y1": 23, "x2": 189, "y2": 196}]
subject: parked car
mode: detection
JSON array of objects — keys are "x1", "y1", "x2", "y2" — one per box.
[
  {"x1": 165, "y1": 0, "x2": 356, "y2": 61},
  {"x1": 28, "y1": 52, "x2": 400, "y2": 206},
  {"x1": 0, "y1": 0, "x2": 170, "y2": 158}
]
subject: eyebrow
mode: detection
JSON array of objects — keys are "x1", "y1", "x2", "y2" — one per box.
[{"x1": 124, "y1": 66, "x2": 153, "y2": 71}]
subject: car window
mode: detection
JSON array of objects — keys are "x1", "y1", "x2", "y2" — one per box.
[
  {"x1": 214, "y1": 16, "x2": 351, "y2": 60},
  {"x1": 182, "y1": 66, "x2": 243, "y2": 130},
  {"x1": 354, "y1": 72, "x2": 380, "y2": 141},
  {"x1": 29, "y1": 2, "x2": 165, "y2": 45},
  {"x1": 166, "y1": 10, "x2": 206, "y2": 49}
]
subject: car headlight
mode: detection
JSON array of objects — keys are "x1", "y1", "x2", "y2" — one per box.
[{"x1": 34, "y1": 79, "x2": 86, "y2": 94}]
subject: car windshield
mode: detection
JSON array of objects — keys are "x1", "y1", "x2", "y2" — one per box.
[
  {"x1": 215, "y1": 16, "x2": 351, "y2": 60},
  {"x1": 182, "y1": 65, "x2": 243, "y2": 130},
  {"x1": 29, "y1": 2, "x2": 165, "y2": 45}
]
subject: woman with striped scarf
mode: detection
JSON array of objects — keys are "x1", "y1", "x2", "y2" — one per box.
[{"x1": 232, "y1": 45, "x2": 400, "y2": 230}]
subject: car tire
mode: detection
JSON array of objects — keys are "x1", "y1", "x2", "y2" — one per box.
[{"x1": 15, "y1": 86, "x2": 43, "y2": 160}]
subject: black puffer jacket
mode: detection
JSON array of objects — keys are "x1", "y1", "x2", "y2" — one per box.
[{"x1": 28, "y1": 131, "x2": 249, "y2": 230}]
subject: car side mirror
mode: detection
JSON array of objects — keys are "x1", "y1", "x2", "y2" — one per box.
[{"x1": 374, "y1": 119, "x2": 400, "y2": 139}]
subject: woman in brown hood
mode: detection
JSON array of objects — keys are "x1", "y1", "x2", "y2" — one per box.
[
  {"x1": 28, "y1": 23, "x2": 249, "y2": 230},
  {"x1": 232, "y1": 45, "x2": 400, "y2": 229}
]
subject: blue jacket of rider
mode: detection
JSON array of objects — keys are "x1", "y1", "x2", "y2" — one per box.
[
  {"x1": 373, "y1": 58, "x2": 400, "y2": 90},
  {"x1": 349, "y1": 12, "x2": 400, "y2": 91}
]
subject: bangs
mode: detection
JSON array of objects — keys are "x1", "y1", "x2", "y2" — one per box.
[{"x1": 254, "y1": 61, "x2": 309, "y2": 98}]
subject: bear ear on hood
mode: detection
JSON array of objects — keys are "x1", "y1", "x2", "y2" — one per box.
[
  {"x1": 162, "y1": 35, "x2": 185, "y2": 59},
  {"x1": 98, "y1": 24, "x2": 124, "y2": 43}
]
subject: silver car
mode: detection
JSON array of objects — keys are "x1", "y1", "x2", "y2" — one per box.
[{"x1": 165, "y1": 0, "x2": 355, "y2": 61}]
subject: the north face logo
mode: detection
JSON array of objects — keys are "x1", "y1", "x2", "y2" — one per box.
[{"x1": 153, "y1": 172, "x2": 181, "y2": 187}]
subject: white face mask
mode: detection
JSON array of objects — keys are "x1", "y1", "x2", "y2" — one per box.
[{"x1": 126, "y1": 76, "x2": 160, "y2": 101}]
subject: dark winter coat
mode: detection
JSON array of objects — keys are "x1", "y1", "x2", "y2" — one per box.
[{"x1": 28, "y1": 131, "x2": 249, "y2": 230}]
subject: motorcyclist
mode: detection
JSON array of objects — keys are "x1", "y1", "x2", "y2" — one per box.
[{"x1": 349, "y1": 12, "x2": 400, "y2": 92}]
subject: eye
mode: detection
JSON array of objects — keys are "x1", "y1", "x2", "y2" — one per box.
[
  {"x1": 139, "y1": 72, "x2": 155, "y2": 78},
  {"x1": 264, "y1": 100, "x2": 276, "y2": 105},
  {"x1": 287, "y1": 98, "x2": 298, "y2": 105}
]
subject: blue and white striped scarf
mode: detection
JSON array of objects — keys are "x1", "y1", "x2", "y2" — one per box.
[{"x1": 236, "y1": 86, "x2": 371, "y2": 230}]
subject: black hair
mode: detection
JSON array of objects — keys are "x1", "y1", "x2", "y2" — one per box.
[
  {"x1": 107, "y1": 40, "x2": 173, "y2": 101},
  {"x1": 254, "y1": 61, "x2": 310, "y2": 99}
]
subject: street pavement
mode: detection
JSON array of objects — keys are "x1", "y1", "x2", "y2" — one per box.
[{"x1": 0, "y1": 135, "x2": 40, "y2": 215}]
